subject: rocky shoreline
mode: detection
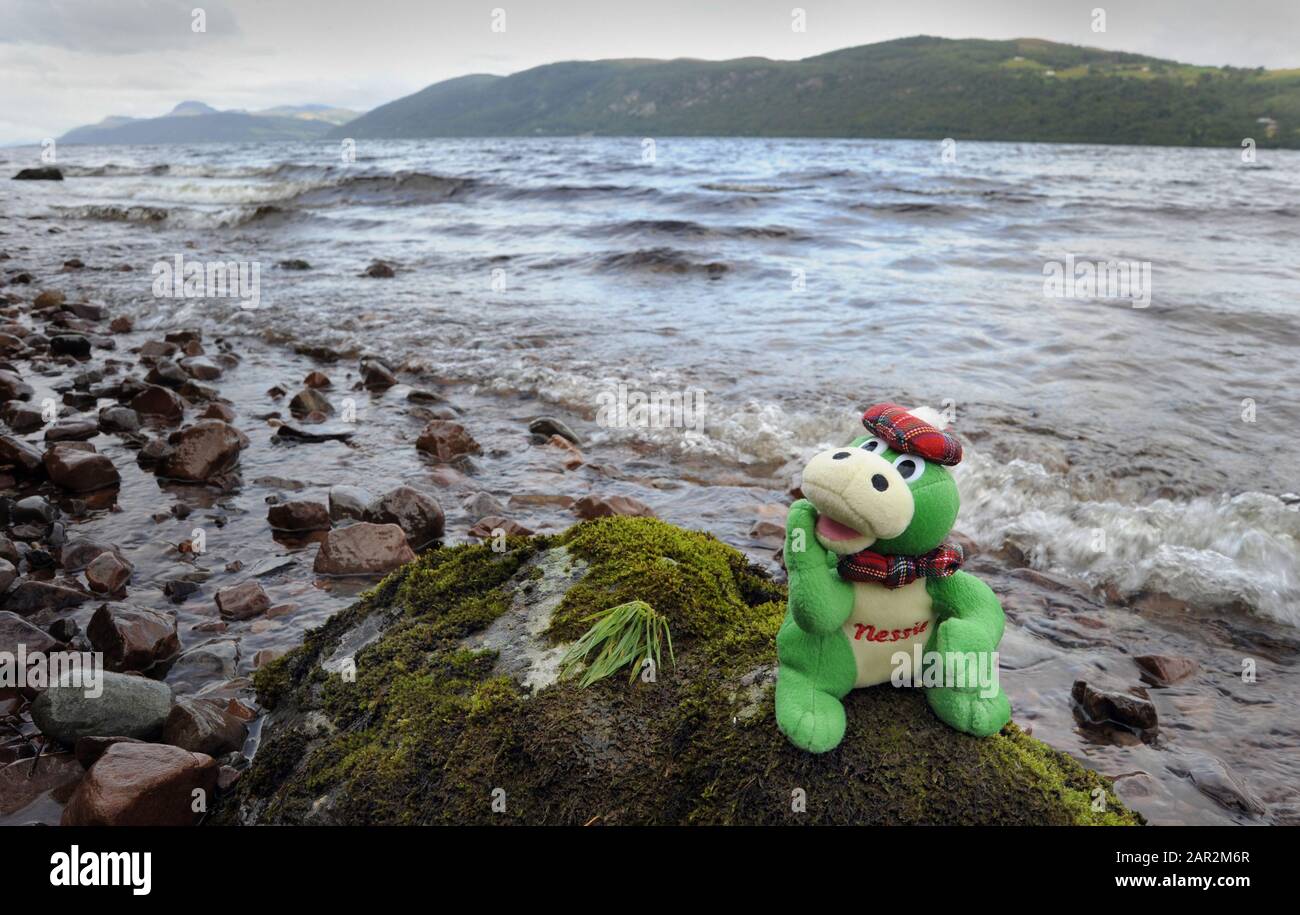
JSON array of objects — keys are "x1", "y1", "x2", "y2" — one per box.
[
  {"x1": 0, "y1": 268, "x2": 666, "y2": 825},
  {"x1": 0, "y1": 269, "x2": 1138, "y2": 825},
  {"x1": 1, "y1": 251, "x2": 1292, "y2": 826}
]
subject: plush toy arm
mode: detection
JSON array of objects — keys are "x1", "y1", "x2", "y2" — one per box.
[
  {"x1": 925, "y1": 571, "x2": 1005, "y2": 649},
  {"x1": 785, "y1": 499, "x2": 855, "y2": 634}
]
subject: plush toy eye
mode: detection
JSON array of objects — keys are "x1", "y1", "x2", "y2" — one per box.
[
  {"x1": 892, "y1": 454, "x2": 927, "y2": 482},
  {"x1": 860, "y1": 437, "x2": 886, "y2": 453}
]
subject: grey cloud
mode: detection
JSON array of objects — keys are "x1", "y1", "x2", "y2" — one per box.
[{"x1": 0, "y1": 0, "x2": 239, "y2": 54}]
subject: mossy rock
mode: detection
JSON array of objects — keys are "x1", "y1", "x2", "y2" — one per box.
[{"x1": 216, "y1": 517, "x2": 1142, "y2": 825}]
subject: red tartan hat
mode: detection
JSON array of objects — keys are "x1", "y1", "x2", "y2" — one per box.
[{"x1": 861, "y1": 403, "x2": 963, "y2": 466}]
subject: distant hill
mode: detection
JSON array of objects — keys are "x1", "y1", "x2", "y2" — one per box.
[
  {"x1": 60, "y1": 101, "x2": 358, "y2": 145},
  {"x1": 333, "y1": 36, "x2": 1300, "y2": 147},
  {"x1": 252, "y1": 104, "x2": 357, "y2": 125}
]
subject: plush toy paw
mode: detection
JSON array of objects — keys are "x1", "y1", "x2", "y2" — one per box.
[
  {"x1": 926, "y1": 685, "x2": 1011, "y2": 738},
  {"x1": 783, "y1": 499, "x2": 821, "y2": 558},
  {"x1": 776, "y1": 673, "x2": 847, "y2": 753}
]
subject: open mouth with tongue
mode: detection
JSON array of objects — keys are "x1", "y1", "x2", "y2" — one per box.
[{"x1": 815, "y1": 512, "x2": 867, "y2": 542}]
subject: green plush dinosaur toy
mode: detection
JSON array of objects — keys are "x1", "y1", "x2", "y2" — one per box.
[{"x1": 776, "y1": 403, "x2": 1011, "y2": 753}]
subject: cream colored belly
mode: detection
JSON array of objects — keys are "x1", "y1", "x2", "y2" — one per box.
[{"x1": 843, "y1": 579, "x2": 935, "y2": 688}]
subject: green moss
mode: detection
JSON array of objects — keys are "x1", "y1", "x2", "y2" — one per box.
[
  {"x1": 551, "y1": 517, "x2": 784, "y2": 673},
  {"x1": 221, "y1": 517, "x2": 1143, "y2": 826}
]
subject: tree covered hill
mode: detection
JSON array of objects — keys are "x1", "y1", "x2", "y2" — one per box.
[{"x1": 333, "y1": 36, "x2": 1300, "y2": 148}]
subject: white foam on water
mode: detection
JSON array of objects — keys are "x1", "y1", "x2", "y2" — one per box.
[{"x1": 954, "y1": 450, "x2": 1300, "y2": 626}]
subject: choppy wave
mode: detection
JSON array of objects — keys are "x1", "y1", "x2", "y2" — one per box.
[
  {"x1": 52, "y1": 203, "x2": 170, "y2": 223},
  {"x1": 852, "y1": 201, "x2": 974, "y2": 218},
  {"x1": 59, "y1": 163, "x2": 172, "y2": 177},
  {"x1": 597, "y1": 247, "x2": 730, "y2": 275},
  {"x1": 590, "y1": 219, "x2": 805, "y2": 240},
  {"x1": 955, "y1": 451, "x2": 1300, "y2": 626},
  {"x1": 52, "y1": 202, "x2": 297, "y2": 228},
  {"x1": 700, "y1": 182, "x2": 806, "y2": 194},
  {"x1": 289, "y1": 170, "x2": 479, "y2": 205},
  {"x1": 492, "y1": 182, "x2": 659, "y2": 202},
  {"x1": 59, "y1": 161, "x2": 336, "y2": 180}
]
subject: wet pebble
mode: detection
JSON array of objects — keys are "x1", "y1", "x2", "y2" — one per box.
[
  {"x1": 86, "y1": 602, "x2": 178, "y2": 671},
  {"x1": 62, "y1": 742, "x2": 216, "y2": 826},
  {"x1": 313, "y1": 522, "x2": 414, "y2": 575},
  {"x1": 215, "y1": 580, "x2": 271, "y2": 621}
]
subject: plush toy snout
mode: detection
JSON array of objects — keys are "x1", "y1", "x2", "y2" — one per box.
[{"x1": 801, "y1": 446, "x2": 915, "y2": 554}]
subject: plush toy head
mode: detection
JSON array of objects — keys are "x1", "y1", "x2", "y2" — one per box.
[{"x1": 802, "y1": 404, "x2": 962, "y2": 557}]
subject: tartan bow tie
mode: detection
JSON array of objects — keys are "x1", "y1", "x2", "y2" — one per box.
[{"x1": 837, "y1": 543, "x2": 964, "y2": 589}]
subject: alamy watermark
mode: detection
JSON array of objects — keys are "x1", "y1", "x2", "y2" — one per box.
[
  {"x1": 595, "y1": 383, "x2": 706, "y2": 432},
  {"x1": 50, "y1": 846, "x2": 151, "y2": 896},
  {"x1": 1043, "y1": 254, "x2": 1151, "y2": 308},
  {"x1": 152, "y1": 254, "x2": 261, "y2": 309},
  {"x1": 0, "y1": 647, "x2": 103, "y2": 698},
  {"x1": 890, "y1": 645, "x2": 1000, "y2": 699}
]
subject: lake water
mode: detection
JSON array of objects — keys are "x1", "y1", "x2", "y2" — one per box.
[{"x1": 3, "y1": 136, "x2": 1298, "y2": 824}]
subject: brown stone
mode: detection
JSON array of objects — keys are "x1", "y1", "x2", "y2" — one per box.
[
  {"x1": 361, "y1": 359, "x2": 396, "y2": 390},
  {"x1": 289, "y1": 387, "x2": 333, "y2": 417},
  {"x1": 33, "y1": 289, "x2": 66, "y2": 309},
  {"x1": 416, "y1": 420, "x2": 480, "y2": 462},
  {"x1": 0, "y1": 610, "x2": 60, "y2": 656},
  {"x1": 59, "y1": 539, "x2": 124, "y2": 571},
  {"x1": 162, "y1": 697, "x2": 248, "y2": 756},
  {"x1": 0, "y1": 369, "x2": 34, "y2": 402},
  {"x1": 44, "y1": 445, "x2": 118, "y2": 494},
  {"x1": 130, "y1": 383, "x2": 184, "y2": 421},
  {"x1": 179, "y1": 356, "x2": 222, "y2": 380},
  {"x1": 44, "y1": 419, "x2": 97, "y2": 442},
  {"x1": 87, "y1": 603, "x2": 179, "y2": 672},
  {"x1": 85, "y1": 552, "x2": 132, "y2": 594},
  {"x1": 225, "y1": 698, "x2": 256, "y2": 721},
  {"x1": 158, "y1": 420, "x2": 242, "y2": 481},
  {"x1": 61, "y1": 742, "x2": 218, "y2": 826},
  {"x1": 1134, "y1": 655, "x2": 1199, "y2": 686},
  {"x1": 1071, "y1": 680, "x2": 1158, "y2": 732},
  {"x1": 97, "y1": 404, "x2": 140, "y2": 434},
  {"x1": 200, "y1": 402, "x2": 236, "y2": 422},
  {"x1": 313, "y1": 523, "x2": 415, "y2": 575},
  {"x1": 267, "y1": 500, "x2": 331, "y2": 532},
  {"x1": 468, "y1": 516, "x2": 535, "y2": 539},
  {"x1": 573, "y1": 494, "x2": 656, "y2": 520},
  {"x1": 1, "y1": 434, "x2": 47, "y2": 474},
  {"x1": 63, "y1": 301, "x2": 106, "y2": 321},
  {"x1": 4, "y1": 579, "x2": 89, "y2": 615},
  {"x1": 749, "y1": 520, "x2": 785, "y2": 547},
  {"x1": 548, "y1": 434, "x2": 585, "y2": 469},
  {"x1": 304, "y1": 370, "x2": 331, "y2": 388},
  {"x1": 74, "y1": 735, "x2": 146, "y2": 769},
  {"x1": 2, "y1": 402, "x2": 42, "y2": 433},
  {"x1": 215, "y1": 580, "x2": 271, "y2": 621},
  {"x1": 364, "y1": 486, "x2": 444, "y2": 547}
]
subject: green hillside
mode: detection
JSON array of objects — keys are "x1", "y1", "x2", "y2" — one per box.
[{"x1": 334, "y1": 36, "x2": 1300, "y2": 147}]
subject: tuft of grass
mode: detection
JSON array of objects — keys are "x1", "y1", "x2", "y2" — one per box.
[{"x1": 559, "y1": 600, "x2": 675, "y2": 687}]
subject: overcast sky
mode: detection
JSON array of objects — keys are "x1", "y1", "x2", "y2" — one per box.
[{"x1": 2, "y1": 0, "x2": 1297, "y2": 144}]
